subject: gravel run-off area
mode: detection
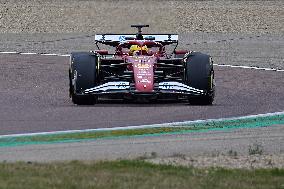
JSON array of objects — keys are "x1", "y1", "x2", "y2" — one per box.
[
  {"x1": 148, "y1": 154, "x2": 284, "y2": 169},
  {"x1": 0, "y1": 0, "x2": 283, "y2": 34}
]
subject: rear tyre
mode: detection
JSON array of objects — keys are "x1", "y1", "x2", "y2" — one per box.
[
  {"x1": 185, "y1": 52, "x2": 215, "y2": 105},
  {"x1": 69, "y1": 52, "x2": 98, "y2": 105}
]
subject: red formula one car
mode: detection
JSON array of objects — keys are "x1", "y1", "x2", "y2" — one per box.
[{"x1": 69, "y1": 25, "x2": 215, "y2": 105}]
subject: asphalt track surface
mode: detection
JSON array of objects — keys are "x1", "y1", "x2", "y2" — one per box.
[{"x1": 0, "y1": 54, "x2": 283, "y2": 135}]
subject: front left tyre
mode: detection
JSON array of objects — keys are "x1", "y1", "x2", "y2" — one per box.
[{"x1": 184, "y1": 52, "x2": 215, "y2": 105}]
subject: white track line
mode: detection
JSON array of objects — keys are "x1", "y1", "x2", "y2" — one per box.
[
  {"x1": 0, "y1": 51, "x2": 18, "y2": 54},
  {"x1": 0, "y1": 51, "x2": 283, "y2": 72},
  {"x1": 19, "y1": 52, "x2": 38, "y2": 55},
  {"x1": 40, "y1": 53, "x2": 58, "y2": 56},
  {"x1": 213, "y1": 64, "x2": 283, "y2": 72},
  {"x1": 0, "y1": 111, "x2": 283, "y2": 139},
  {"x1": 59, "y1": 54, "x2": 71, "y2": 57}
]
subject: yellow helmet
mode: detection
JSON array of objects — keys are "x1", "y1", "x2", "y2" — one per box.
[
  {"x1": 129, "y1": 45, "x2": 148, "y2": 55},
  {"x1": 141, "y1": 45, "x2": 148, "y2": 52},
  {"x1": 129, "y1": 45, "x2": 141, "y2": 55}
]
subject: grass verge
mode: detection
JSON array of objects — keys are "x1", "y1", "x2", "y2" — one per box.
[
  {"x1": 0, "y1": 160, "x2": 283, "y2": 189},
  {"x1": 0, "y1": 113, "x2": 284, "y2": 147}
]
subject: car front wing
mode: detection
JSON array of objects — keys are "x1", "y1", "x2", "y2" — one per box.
[{"x1": 83, "y1": 81, "x2": 205, "y2": 96}]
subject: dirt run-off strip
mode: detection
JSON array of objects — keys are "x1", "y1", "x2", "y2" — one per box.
[{"x1": 0, "y1": 112, "x2": 283, "y2": 148}]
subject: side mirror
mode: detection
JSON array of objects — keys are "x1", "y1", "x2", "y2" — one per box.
[
  {"x1": 174, "y1": 50, "x2": 188, "y2": 55},
  {"x1": 95, "y1": 50, "x2": 109, "y2": 55}
]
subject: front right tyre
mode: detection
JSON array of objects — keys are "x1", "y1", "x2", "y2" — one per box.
[{"x1": 69, "y1": 52, "x2": 98, "y2": 105}]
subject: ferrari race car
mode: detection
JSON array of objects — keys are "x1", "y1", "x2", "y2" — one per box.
[{"x1": 69, "y1": 25, "x2": 215, "y2": 105}]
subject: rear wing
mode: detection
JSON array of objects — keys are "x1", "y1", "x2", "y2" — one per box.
[{"x1": 95, "y1": 34, "x2": 178, "y2": 46}]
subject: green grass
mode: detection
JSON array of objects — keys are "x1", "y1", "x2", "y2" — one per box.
[{"x1": 0, "y1": 160, "x2": 283, "y2": 189}]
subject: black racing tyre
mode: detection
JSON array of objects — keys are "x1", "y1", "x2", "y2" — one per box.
[
  {"x1": 185, "y1": 52, "x2": 215, "y2": 105},
  {"x1": 69, "y1": 52, "x2": 98, "y2": 105},
  {"x1": 71, "y1": 93, "x2": 97, "y2": 105}
]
